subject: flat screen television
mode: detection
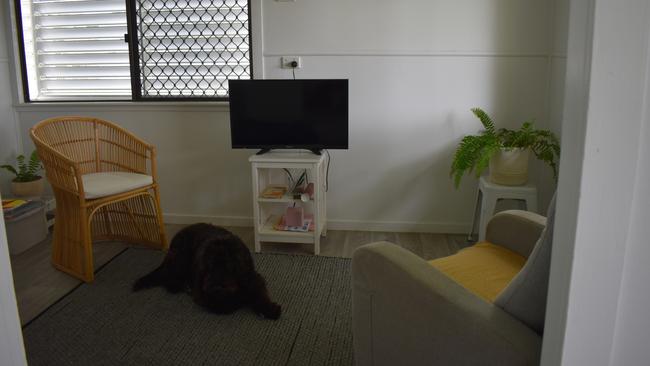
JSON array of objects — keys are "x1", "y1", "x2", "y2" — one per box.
[{"x1": 228, "y1": 79, "x2": 348, "y2": 154}]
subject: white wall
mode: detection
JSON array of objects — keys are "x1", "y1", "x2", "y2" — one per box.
[
  {"x1": 0, "y1": 5, "x2": 27, "y2": 365},
  {"x1": 609, "y1": 49, "x2": 650, "y2": 364},
  {"x1": 537, "y1": 0, "x2": 569, "y2": 211},
  {"x1": 541, "y1": 1, "x2": 594, "y2": 362},
  {"x1": 542, "y1": 0, "x2": 650, "y2": 364},
  {"x1": 0, "y1": 195, "x2": 26, "y2": 365},
  {"x1": 12, "y1": 0, "x2": 558, "y2": 232},
  {"x1": 0, "y1": 193, "x2": 26, "y2": 365},
  {"x1": 0, "y1": 3, "x2": 21, "y2": 194}
]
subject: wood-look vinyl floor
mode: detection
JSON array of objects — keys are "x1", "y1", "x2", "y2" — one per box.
[
  {"x1": 10, "y1": 224, "x2": 469, "y2": 325},
  {"x1": 9, "y1": 235, "x2": 127, "y2": 325}
]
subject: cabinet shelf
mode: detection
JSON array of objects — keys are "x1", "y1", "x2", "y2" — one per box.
[
  {"x1": 257, "y1": 193, "x2": 313, "y2": 203},
  {"x1": 259, "y1": 214, "x2": 313, "y2": 237}
]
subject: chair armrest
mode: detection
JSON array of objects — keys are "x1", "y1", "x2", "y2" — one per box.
[
  {"x1": 486, "y1": 210, "x2": 546, "y2": 258},
  {"x1": 32, "y1": 141, "x2": 82, "y2": 196},
  {"x1": 352, "y1": 242, "x2": 541, "y2": 366}
]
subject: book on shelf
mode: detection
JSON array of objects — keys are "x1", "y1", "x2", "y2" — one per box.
[
  {"x1": 260, "y1": 185, "x2": 287, "y2": 199},
  {"x1": 273, "y1": 214, "x2": 315, "y2": 232},
  {"x1": 2, "y1": 199, "x2": 43, "y2": 221},
  {"x1": 2, "y1": 199, "x2": 27, "y2": 210}
]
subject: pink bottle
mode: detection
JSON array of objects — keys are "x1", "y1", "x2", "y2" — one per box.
[{"x1": 285, "y1": 206, "x2": 304, "y2": 227}]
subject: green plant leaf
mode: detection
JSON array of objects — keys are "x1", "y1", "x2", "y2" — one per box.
[
  {"x1": 29, "y1": 150, "x2": 40, "y2": 169},
  {"x1": 26, "y1": 150, "x2": 42, "y2": 180},
  {"x1": 451, "y1": 108, "x2": 561, "y2": 187},
  {"x1": 0, "y1": 164, "x2": 18, "y2": 176},
  {"x1": 474, "y1": 143, "x2": 500, "y2": 178},
  {"x1": 450, "y1": 109, "x2": 502, "y2": 188},
  {"x1": 471, "y1": 108, "x2": 496, "y2": 136},
  {"x1": 450, "y1": 133, "x2": 499, "y2": 188},
  {"x1": 2, "y1": 151, "x2": 43, "y2": 182}
]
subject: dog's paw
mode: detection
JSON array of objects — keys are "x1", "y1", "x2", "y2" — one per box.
[{"x1": 260, "y1": 303, "x2": 282, "y2": 320}]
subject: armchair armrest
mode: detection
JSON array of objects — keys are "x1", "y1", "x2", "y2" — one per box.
[
  {"x1": 486, "y1": 210, "x2": 546, "y2": 258},
  {"x1": 32, "y1": 140, "x2": 83, "y2": 196},
  {"x1": 352, "y1": 242, "x2": 541, "y2": 366}
]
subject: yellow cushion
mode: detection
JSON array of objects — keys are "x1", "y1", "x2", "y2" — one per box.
[{"x1": 428, "y1": 242, "x2": 526, "y2": 302}]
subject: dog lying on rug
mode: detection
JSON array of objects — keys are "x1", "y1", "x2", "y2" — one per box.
[{"x1": 133, "y1": 223, "x2": 281, "y2": 320}]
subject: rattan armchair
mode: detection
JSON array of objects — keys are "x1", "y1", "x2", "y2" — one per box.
[{"x1": 30, "y1": 116, "x2": 167, "y2": 282}]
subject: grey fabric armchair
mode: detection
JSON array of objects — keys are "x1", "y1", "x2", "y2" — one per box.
[{"x1": 352, "y1": 206, "x2": 553, "y2": 366}]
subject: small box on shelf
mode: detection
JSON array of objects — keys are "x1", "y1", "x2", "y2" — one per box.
[{"x1": 2, "y1": 198, "x2": 47, "y2": 255}]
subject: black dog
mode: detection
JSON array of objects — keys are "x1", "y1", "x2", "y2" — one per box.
[{"x1": 133, "y1": 223, "x2": 281, "y2": 319}]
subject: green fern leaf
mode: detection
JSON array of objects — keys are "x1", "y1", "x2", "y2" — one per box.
[
  {"x1": 0, "y1": 164, "x2": 18, "y2": 176},
  {"x1": 450, "y1": 134, "x2": 499, "y2": 188},
  {"x1": 471, "y1": 108, "x2": 496, "y2": 136},
  {"x1": 451, "y1": 108, "x2": 562, "y2": 187},
  {"x1": 16, "y1": 155, "x2": 27, "y2": 178}
]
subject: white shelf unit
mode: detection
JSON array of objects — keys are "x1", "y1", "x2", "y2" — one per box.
[{"x1": 249, "y1": 152, "x2": 327, "y2": 255}]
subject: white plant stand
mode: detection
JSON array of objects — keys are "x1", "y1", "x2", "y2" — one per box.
[
  {"x1": 469, "y1": 176, "x2": 538, "y2": 242},
  {"x1": 249, "y1": 151, "x2": 327, "y2": 255}
]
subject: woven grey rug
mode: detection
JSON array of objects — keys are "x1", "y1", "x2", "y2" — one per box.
[{"x1": 22, "y1": 248, "x2": 353, "y2": 366}]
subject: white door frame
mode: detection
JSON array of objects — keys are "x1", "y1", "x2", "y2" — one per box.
[
  {"x1": 0, "y1": 192, "x2": 27, "y2": 365},
  {"x1": 542, "y1": 0, "x2": 650, "y2": 364}
]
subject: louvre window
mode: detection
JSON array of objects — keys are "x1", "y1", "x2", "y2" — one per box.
[
  {"x1": 19, "y1": 0, "x2": 131, "y2": 100},
  {"x1": 16, "y1": 0, "x2": 252, "y2": 101}
]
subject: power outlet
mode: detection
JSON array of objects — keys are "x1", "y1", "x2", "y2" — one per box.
[{"x1": 281, "y1": 56, "x2": 301, "y2": 69}]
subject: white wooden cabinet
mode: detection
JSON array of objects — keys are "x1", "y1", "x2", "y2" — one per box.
[{"x1": 249, "y1": 152, "x2": 327, "y2": 255}]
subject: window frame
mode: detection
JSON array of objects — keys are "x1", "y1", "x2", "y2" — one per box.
[
  {"x1": 12, "y1": 0, "x2": 257, "y2": 103},
  {"x1": 14, "y1": 0, "x2": 39, "y2": 103}
]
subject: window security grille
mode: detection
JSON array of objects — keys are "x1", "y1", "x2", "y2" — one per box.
[
  {"x1": 19, "y1": 0, "x2": 131, "y2": 100},
  {"x1": 17, "y1": 0, "x2": 251, "y2": 101},
  {"x1": 130, "y1": 0, "x2": 251, "y2": 99}
]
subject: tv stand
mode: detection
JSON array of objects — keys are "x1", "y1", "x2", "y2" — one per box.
[{"x1": 249, "y1": 152, "x2": 327, "y2": 255}]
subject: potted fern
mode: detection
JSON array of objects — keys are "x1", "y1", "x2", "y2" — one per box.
[
  {"x1": 1, "y1": 150, "x2": 45, "y2": 197},
  {"x1": 450, "y1": 108, "x2": 560, "y2": 187}
]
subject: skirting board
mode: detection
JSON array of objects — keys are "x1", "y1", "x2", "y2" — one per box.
[
  {"x1": 163, "y1": 213, "x2": 252, "y2": 228},
  {"x1": 164, "y1": 213, "x2": 470, "y2": 234}
]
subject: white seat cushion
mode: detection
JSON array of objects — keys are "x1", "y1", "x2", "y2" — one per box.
[{"x1": 81, "y1": 172, "x2": 153, "y2": 199}]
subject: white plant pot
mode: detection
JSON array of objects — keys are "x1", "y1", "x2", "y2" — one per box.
[
  {"x1": 11, "y1": 177, "x2": 45, "y2": 197},
  {"x1": 489, "y1": 148, "x2": 530, "y2": 186}
]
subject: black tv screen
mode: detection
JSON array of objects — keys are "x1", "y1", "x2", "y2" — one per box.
[{"x1": 228, "y1": 79, "x2": 349, "y2": 150}]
